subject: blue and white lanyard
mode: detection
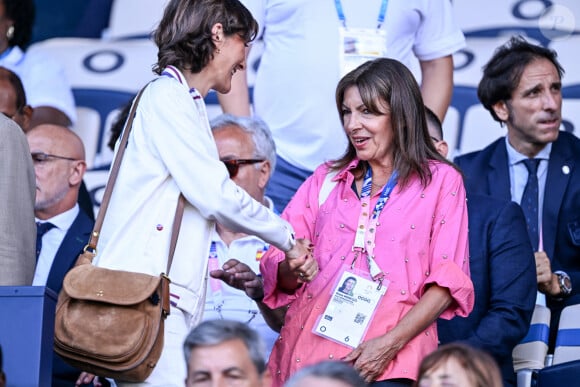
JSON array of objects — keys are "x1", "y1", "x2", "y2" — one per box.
[
  {"x1": 334, "y1": 0, "x2": 389, "y2": 29},
  {"x1": 353, "y1": 166, "x2": 398, "y2": 285}
]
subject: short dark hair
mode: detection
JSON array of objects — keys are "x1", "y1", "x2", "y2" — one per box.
[
  {"x1": 3, "y1": 0, "x2": 35, "y2": 49},
  {"x1": 333, "y1": 58, "x2": 453, "y2": 188},
  {"x1": 153, "y1": 0, "x2": 257, "y2": 75},
  {"x1": 425, "y1": 107, "x2": 443, "y2": 141},
  {"x1": 477, "y1": 36, "x2": 564, "y2": 123},
  {"x1": 0, "y1": 66, "x2": 27, "y2": 112},
  {"x1": 183, "y1": 319, "x2": 267, "y2": 374}
]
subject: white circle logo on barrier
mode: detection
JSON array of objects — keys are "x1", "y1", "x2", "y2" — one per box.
[{"x1": 539, "y1": 5, "x2": 576, "y2": 40}]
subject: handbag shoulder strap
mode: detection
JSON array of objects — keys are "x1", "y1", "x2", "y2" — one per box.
[{"x1": 87, "y1": 83, "x2": 185, "y2": 274}]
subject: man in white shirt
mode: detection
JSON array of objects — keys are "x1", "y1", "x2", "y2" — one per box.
[
  {"x1": 204, "y1": 114, "x2": 283, "y2": 356},
  {"x1": 26, "y1": 124, "x2": 95, "y2": 386}
]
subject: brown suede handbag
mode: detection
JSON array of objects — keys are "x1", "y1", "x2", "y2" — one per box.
[{"x1": 53, "y1": 85, "x2": 185, "y2": 382}]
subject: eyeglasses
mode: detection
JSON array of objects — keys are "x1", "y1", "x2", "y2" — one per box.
[
  {"x1": 31, "y1": 152, "x2": 78, "y2": 164},
  {"x1": 221, "y1": 159, "x2": 264, "y2": 178}
]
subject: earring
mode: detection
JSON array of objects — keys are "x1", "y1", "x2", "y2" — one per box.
[
  {"x1": 6, "y1": 25, "x2": 14, "y2": 40},
  {"x1": 216, "y1": 48, "x2": 221, "y2": 54}
]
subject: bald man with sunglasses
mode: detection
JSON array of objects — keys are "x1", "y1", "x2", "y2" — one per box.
[{"x1": 203, "y1": 114, "x2": 285, "y2": 357}]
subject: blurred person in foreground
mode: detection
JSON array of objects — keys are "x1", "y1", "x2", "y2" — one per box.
[
  {"x1": 285, "y1": 361, "x2": 368, "y2": 387},
  {"x1": 183, "y1": 319, "x2": 271, "y2": 387},
  {"x1": 415, "y1": 343, "x2": 502, "y2": 387},
  {"x1": 259, "y1": 58, "x2": 473, "y2": 386},
  {"x1": 0, "y1": 113, "x2": 35, "y2": 285}
]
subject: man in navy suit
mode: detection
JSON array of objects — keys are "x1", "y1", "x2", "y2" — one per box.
[
  {"x1": 454, "y1": 36, "x2": 580, "y2": 351},
  {"x1": 26, "y1": 124, "x2": 97, "y2": 386},
  {"x1": 426, "y1": 108, "x2": 536, "y2": 386}
]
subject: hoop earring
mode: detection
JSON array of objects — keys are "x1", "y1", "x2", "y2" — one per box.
[{"x1": 6, "y1": 25, "x2": 14, "y2": 40}]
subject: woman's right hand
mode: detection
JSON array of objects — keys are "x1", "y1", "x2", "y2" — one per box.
[
  {"x1": 278, "y1": 239, "x2": 318, "y2": 291},
  {"x1": 285, "y1": 238, "x2": 318, "y2": 282}
]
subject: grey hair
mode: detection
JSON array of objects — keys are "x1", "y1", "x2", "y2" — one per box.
[
  {"x1": 183, "y1": 319, "x2": 267, "y2": 374},
  {"x1": 210, "y1": 113, "x2": 277, "y2": 177},
  {"x1": 284, "y1": 361, "x2": 368, "y2": 387}
]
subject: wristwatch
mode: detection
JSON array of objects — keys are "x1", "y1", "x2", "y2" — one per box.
[{"x1": 554, "y1": 270, "x2": 572, "y2": 298}]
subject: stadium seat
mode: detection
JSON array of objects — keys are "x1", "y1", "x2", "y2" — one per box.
[
  {"x1": 513, "y1": 305, "x2": 551, "y2": 387},
  {"x1": 553, "y1": 304, "x2": 580, "y2": 365},
  {"x1": 72, "y1": 88, "x2": 134, "y2": 169},
  {"x1": 104, "y1": 0, "x2": 169, "y2": 40}
]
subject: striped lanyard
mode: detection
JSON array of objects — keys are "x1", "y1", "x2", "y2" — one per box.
[
  {"x1": 353, "y1": 166, "x2": 398, "y2": 285},
  {"x1": 334, "y1": 0, "x2": 389, "y2": 29},
  {"x1": 161, "y1": 65, "x2": 209, "y2": 119}
]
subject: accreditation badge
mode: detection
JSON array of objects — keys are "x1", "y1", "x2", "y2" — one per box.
[
  {"x1": 313, "y1": 270, "x2": 387, "y2": 348},
  {"x1": 339, "y1": 27, "x2": 387, "y2": 77}
]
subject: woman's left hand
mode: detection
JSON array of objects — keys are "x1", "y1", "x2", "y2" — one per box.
[{"x1": 342, "y1": 333, "x2": 404, "y2": 383}]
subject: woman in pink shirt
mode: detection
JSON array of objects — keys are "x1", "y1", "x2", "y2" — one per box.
[{"x1": 260, "y1": 58, "x2": 474, "y2": 387}]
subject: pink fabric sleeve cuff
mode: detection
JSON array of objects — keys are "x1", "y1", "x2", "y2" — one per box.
[
  {"x1": 423, "y1": 260, "x2": 475, "y2": 319},
  {"x1": 259, "y1": 247, "x2": 302, "y2": 309}
]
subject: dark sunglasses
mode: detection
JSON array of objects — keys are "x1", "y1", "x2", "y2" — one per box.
[
  {"x1": 31, "y1": 152, "x2": 77, "y2": 163},
  {"x1": 222, "y1": 159, "x2": 264, "y2": 178}
]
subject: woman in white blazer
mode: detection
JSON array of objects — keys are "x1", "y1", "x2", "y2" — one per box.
[{"x1": 92, "y1": 1, "x2": 310, "y2": 385}]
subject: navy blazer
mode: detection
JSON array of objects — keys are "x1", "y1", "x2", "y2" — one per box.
[
  {"x1": 46, "y1": 209, "x2": 94, "y2": 294},
  {"x1": 438, "y1": 194, "x2": 536, "y2": 387},
  {"x1": 47, "y1": 209, "x2": 95, "y2": 387},
  {"x1": 455, "y1": 131, "x2": 580, "y2": 349}
]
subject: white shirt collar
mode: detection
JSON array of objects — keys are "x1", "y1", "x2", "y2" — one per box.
[
  {"x1": 36, "y1": 204, "x2": 79, "y2": 231},
  {"x1": 505, "y1": 136, "x2": 552, "y2": 166}
]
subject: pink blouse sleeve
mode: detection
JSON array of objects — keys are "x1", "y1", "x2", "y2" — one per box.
[
  {"x1": 422, "y1": 167, "x2": 474, "y2": 319},
  {"x1": 260, "y1": 165, "x2": 330, "y2": 308}
]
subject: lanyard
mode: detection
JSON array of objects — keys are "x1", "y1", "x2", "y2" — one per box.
[
  {"x1": 334, "y1": 0, "x2": 388, "y2": 29},
  {"x1": 353, "y1": 166, "x2": 398, "y2": 284},
  {"x1": 161, "y1": 65, "x2": 210, "y2": 133}
]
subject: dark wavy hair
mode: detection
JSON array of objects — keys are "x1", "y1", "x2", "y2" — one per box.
[
  {"x1": 153, "y1": 0, "x2": 257, "y2": 75},
  {"x1": 333, "y1": 58, "x2": 454, "y2": 188},
  {"x1": 3, "y1": 0, "x2": 35, "y2": 49},
  {"x1": 478, "y1": 36, "x2": 564, "y2": 123}
]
